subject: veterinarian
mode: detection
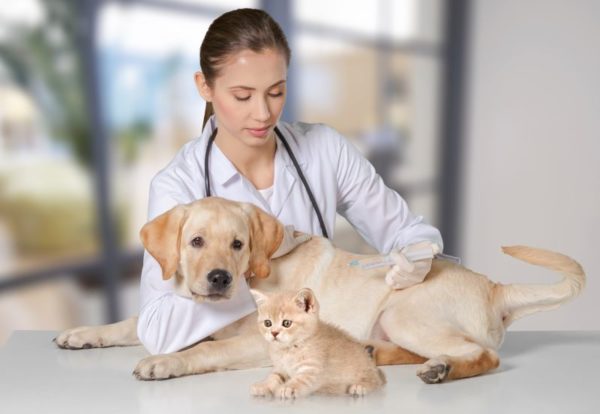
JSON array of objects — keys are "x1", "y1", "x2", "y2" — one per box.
[{"x1": 138, "y1": 8, "x2": 444, "y2": 355}]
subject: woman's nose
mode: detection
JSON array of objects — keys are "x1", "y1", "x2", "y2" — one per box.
[{"x1": 252, "y1": 97, "x2": 271, "y2": 122}]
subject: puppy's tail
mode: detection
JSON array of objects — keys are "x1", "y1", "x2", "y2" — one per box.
[{"x1": 495, "y1": 245, "x2": 585, "y2": 326}]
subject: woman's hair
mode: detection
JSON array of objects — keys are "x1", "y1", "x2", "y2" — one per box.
[{"x1": 200, "y1": 8, "x2": 291, "y2": 129}]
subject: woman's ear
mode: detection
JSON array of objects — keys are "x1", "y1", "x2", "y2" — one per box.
[
  {"x1": 140, "y1": 205, "x2": 188, "y2": 280},
  {"x1": 241, "y1": 203, "x2": 284, "y2": 279},
  {"x1": 194, "y1": 71, "x2": 213, "y2": 102}
]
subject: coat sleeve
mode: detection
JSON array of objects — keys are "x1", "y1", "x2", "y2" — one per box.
[
  {"x1": 331, "y1": 127, "x2": 444, "y2": 255},
  {"x1": 136, "y1": 153, "x2": 256, "y2": 355}
]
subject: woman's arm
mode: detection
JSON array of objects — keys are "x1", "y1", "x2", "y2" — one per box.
[
  {"x1": 136, "y1": 150, "x2": 256, "y2": 355},
  {"x1": 332, "y1": 126, "x2": 444, "y2": 254}
]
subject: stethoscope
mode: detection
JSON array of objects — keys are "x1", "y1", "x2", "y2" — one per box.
[{"x1": 204, "y1": 126, "x2": 329, "y2": 238}]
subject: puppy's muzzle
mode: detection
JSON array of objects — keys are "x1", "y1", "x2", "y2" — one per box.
[{"x1": 207, "y1": 269, "x2": 232, "y2": 292}]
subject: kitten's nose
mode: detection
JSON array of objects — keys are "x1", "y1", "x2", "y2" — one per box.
[
  {"x1": 206, "y1": 269, "x2": 232, "y2": 290},
  {"x1": 271, "y1": 331, "x2": 279, "y2": 338}
]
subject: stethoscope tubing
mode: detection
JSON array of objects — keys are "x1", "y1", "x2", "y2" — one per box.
[{"x1": 204, "y1": 126, "x2": 329, "y2": 238}]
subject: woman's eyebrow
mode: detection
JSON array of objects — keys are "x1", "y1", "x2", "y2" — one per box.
[{"x1": 229, "y1": 80, "x2": 286, "y2": 90}]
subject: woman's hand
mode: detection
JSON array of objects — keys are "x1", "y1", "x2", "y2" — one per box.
[{"x1": 385, "y1": 241, "x2": 440, "y2": 289}]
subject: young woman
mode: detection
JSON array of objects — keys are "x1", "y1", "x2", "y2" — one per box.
[{"x1": 138, "y1": 8, "x2": 443, "y2": 355}]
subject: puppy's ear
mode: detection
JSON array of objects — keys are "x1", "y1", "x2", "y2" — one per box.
[
  {"x1": 294, "y1": 288, "x2": 319, "y2": 314},
  {"x1": 140, "y1": 205, "x2": 188, "y2": 280},
  {"x1": 250, "y1": 289, "x2": 269, "y2": 306},
  {"x1": 242, "y1": 203, "x2": 284, "y2": 279}
]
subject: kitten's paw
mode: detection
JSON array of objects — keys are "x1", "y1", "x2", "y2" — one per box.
[
  {"x1": 250, "y1": 382, "x2": 274, "y2": 397},
  {"x1": 278, "y1": 385, "x2": 299, "y2": 400},
  {"x1": 417, "y1": 357, "x2": 451, "y2": 384},
  {"x1": 348, "y1": 384, "x2": 368, "y2": 397}
]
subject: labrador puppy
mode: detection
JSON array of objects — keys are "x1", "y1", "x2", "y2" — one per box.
[{"x1": 55, "y1": 197, "x2": 585, "y2": 383}]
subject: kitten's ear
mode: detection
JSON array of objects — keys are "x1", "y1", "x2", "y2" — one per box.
[
  {"x1": 250, "y1": 289, "x2": 269, "y2": 306},
  {"x1": 294, "y1": 288, "x2": 319, "y2": 313}
]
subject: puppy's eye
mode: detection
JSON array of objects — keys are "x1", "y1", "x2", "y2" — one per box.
[
  {"x1": 282, "y1": 320, "x2": 292, "y2": 328},
  {"x1": 191, "y1": 237, "x2": 204, "y2": 248},
  {"x1": 264, "y1": 320, "x2": 272, "y2": 328},
  {"x1": 232, "y1": 239, "x2": 243, "y2": 250}
]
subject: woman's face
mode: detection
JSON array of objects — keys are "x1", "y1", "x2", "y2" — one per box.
[{"x1": 196, "y1": 48, "x2": 287, "y2": 148}]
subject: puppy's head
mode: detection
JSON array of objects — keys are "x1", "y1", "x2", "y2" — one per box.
[{"x1": 140, "y1": 197, "x2": 284, "y2": 302}]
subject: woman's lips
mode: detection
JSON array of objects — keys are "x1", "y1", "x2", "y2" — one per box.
[{"x1": 247, "y1": 126, "x2": 271, "y2": 138}]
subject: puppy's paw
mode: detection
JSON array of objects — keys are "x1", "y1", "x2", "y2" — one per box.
[
  {"x1": 132, "y1": 355, "x2": 187, "y2": 381},
  {"x1": 417, "y1": 358, "x2": 450, "y2": 384},
  {"x1": 54, "y1": 327, "x2": 106, "y2": 349},
  {"x1": 348, "y1": 384, "x2": 368, "y2": 397},
  {"x1": 250, "y1": 381, "x2": 274, "y2": 397}
]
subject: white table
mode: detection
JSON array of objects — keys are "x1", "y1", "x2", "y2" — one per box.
[{"x1": 1, "y1": 331, "x2": 599, "y2": 414}]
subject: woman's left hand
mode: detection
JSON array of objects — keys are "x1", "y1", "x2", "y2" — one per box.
[{"x1": 385, "y1": 241, "x2": 440, "y2": 290}]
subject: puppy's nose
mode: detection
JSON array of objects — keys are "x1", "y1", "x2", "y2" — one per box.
[
  {"x1": 271, "y1": 331, "x2": 279, "y2": 338},
  {"x1": 206, "y1": 269, "x2": 232, "y2": 290}
]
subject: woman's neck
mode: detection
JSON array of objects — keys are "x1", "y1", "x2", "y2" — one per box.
[{"x1": 214, "y1": 129, "x2": 276, "y2": 189}]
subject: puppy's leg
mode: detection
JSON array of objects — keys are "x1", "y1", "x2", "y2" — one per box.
[
  {"x1": 366, "y1": 339, "x2": 427, "y2": 365},
  {"x1": 416, "y1": 338, "x2": 500, "y2": 384},
  {"x1": 378, "y1": 309, "x2": 499, "y2": 383},
  {"x1": 55, "y1": 316, "x2": 140, "y2": 349},
  {"x1": 133, "y1": 332, "x2": 270, "y2": 380}
]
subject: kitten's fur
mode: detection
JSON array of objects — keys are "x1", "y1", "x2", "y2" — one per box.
[{"x1": 250, "y1": 288, "x2": 385, "y2": 399}]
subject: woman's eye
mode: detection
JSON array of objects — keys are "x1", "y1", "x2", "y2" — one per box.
[
  {"x1": 234, "y1": 92, "x2": 282, "y2": 101},
  {"x1": 264, "y1": 320, "x2": 272, "y2": 328},
  {"x1": 191, "y1": 237, "x2": 204, "y2": 248},
  {"x1": 232, "y1": 239, "x2": 243, "y2": 250},
  {"x1": 282, "y1": 320, "x2": 292, "y2": 328}
]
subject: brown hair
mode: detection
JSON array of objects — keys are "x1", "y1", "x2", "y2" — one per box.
[{"x1": 200, "y1": 8, "x2": 291, "y2": 129}]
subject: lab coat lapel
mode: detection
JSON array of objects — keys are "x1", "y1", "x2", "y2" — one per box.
[
  {"x1": 210, "y1": 143, "x2": 272, "y2": 213},
  {"x1": 271, "y1": 129, "x2": 307, "y2": 218},
  {"x1": 271, "y1": 154, "x2": 296, "y2": 218},
  {"x1": 241, "y1": 177, "x2": 272, "y2": 213}
]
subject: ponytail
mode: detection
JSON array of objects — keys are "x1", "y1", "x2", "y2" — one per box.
[{"x1": 202, "y1": 102, "x2": 214, "y2": 130}]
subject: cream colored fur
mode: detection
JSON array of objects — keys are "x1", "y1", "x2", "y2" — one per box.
[
  {"x1": 55, "y1": 197, "x2": 586, "y2": 384},
  {"x1": 250, "y1": 288, "x2": 385, "y2": 398}
]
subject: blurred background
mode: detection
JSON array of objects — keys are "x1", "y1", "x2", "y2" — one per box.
[{"x1": 0, "y1": 0, "x2": 597, "y2": 345}]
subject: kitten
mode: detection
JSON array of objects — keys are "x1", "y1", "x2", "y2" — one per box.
[{"x1": 250, "y1": 288, "x2": 386, "y2": 399}]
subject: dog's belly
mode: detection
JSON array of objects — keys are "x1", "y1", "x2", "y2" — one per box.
[
  {"x1": 375, "y1": 268, "x2": 508, "y2": 350},
  {"x1": 314, "y1": 284, "x2": 391, "y2": 340}
]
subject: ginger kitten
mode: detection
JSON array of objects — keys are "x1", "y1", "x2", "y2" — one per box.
[{"x1": 250, "y1": 288, "x2": 385, "y2": 399}]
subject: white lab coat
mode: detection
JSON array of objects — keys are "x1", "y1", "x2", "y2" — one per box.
[{"x1": 137, "y1": 115, "x2": 444, "y2": 355}]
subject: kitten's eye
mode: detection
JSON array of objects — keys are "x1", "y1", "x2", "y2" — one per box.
[
  {"x1": 191, "y1": 237, "x2": 204, "y2": 248},
  {"x1": 282, "y1": 320, "x2": 292, "y2": 328},
  {"x1": 264, "y1": 320, "x2": 272, "y2": 328},
  {"x1": 232, "y1": 239, "x2": 243, "y2": 250}
]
